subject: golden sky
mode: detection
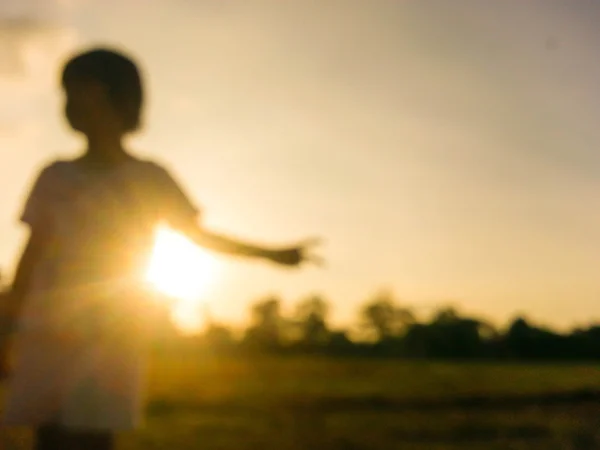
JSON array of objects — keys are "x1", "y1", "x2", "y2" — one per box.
[{"x1": 0, "y1": 0, "x2": 599, "y2": 330}]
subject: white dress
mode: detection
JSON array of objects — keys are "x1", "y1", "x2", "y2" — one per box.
[{"x1": 1, "y1": 157, "x2": 198, "y2": 431}]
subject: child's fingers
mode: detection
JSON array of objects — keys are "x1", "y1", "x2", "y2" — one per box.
[
  {"x1": 301, "y1": 236, "x2": 323, "y2": 248},
  {"x1": 306, "y1": 253, "x2": 325, "y2": 267}
]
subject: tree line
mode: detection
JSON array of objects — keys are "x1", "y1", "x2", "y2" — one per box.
[
  {"x1": 155, "y1": 290, "x2": 600, "y2": 362},
  {"x1": 2, "y1": 277, "x2": 599, "y2": 361}
]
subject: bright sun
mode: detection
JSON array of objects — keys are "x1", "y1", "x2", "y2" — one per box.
[{"x1": 145, "y1": 225, "x2": 220, "y2": 334}]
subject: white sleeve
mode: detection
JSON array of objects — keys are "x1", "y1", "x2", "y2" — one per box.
[
  {"x1": 20, "y1": 162, "x2": 60, "y2": 228},
  {"x1": 150, "y1": 163, "x2": 200, "y2": 226}
]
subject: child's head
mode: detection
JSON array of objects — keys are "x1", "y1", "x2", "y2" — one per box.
[{"x1": 61, "y1": 47, "x2": 144, "y2": 137}]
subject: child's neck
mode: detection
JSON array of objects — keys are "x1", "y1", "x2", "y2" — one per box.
[{"x1": 84, "y1": 133, "x2": 131, "y2": 168}]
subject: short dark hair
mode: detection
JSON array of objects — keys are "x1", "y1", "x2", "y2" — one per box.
[{"x1": 61, "y1": 47, "x2": 144, "y2": 132}]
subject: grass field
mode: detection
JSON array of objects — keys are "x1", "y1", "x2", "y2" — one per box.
[{"x1": 2, "y1": 354, "x2": 600, "y2": 449}]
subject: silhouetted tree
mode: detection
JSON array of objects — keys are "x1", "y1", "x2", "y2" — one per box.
[
  {"x1": 294, "y1": 294, "x2": 331, "y2": 348},
  {"x1": 502, "y1": 316, "x2": 569, "y2": 360},
  {"x1": 569, "y1": 326, "x2": 600, "y2": 360},
  {"x1": 203, "y1": 323, "x2": 235, "y2": 353},
  {"x1": 243, "y1": 296, "x2": 284, "y2": 351},
  {"x1": 432, "y1": 307, "x2": 459, "y2": 324},
  {"x1": 360, "y1": 290, "x2": 415, "y2": 342},
  {"x1": 328, "y1": 330, "x2": 354, "y2": 355},
  {"x1": 402, "y1": 306, "x2": 489, "y2": 358},
  {"x1": 505, "y1": 316, "x2": 535, "y2": 359}
]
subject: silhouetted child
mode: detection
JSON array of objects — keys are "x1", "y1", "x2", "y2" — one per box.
[{"x1": 0, "y1": 47, "x2": 321, "y2": 450}]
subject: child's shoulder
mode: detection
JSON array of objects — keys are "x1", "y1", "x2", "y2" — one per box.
[
  {"x1": 133, "y1": 156, "x2": 179, "y2": 180},
  {"x1": 134, "y1": 156, "x2": 166, "y2": 171},
  {"x1": 32, "y1": 157, "x2": 78, "y2": 180}
]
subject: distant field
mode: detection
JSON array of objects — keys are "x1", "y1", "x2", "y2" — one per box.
[{"x1": 3, "y1": 355, "x2": 600, "y2": 449}]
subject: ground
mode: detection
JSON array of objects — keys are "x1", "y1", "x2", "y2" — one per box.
[{"x1": 2, "y1": 354, "x2": 600, "y2": 449}]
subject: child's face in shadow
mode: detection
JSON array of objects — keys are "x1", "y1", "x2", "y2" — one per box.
[{"x1": 63, "y1": 78, "x2": 124, "y2": 137}]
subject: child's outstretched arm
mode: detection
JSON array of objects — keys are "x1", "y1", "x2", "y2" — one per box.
[
  {"x1": 154, "y1": 164, "x2": 323, "y2": 268},
  {"x1": 176, "y1": 220, "x2": 322, "y2": 268}
]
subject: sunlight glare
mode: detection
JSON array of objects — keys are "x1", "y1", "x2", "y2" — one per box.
[
  {"x1": 172, "y1": 301, "x2": 205, "y2": 335},
  {"x1": 146, "y1": 225, "x2": 219, "y2": 332}
]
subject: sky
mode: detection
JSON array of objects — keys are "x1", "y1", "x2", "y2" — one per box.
[{"x1": 0, "y1": 0, "x2": 599, "y2": 331}]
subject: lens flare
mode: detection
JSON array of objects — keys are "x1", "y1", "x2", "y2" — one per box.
[{"x1": 146, "y1": 225, "x2": 219, "y2": 332}]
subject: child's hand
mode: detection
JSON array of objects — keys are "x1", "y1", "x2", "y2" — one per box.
[{"x1": 267, "y1": 238, "x2": 323, "y2": 267}]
